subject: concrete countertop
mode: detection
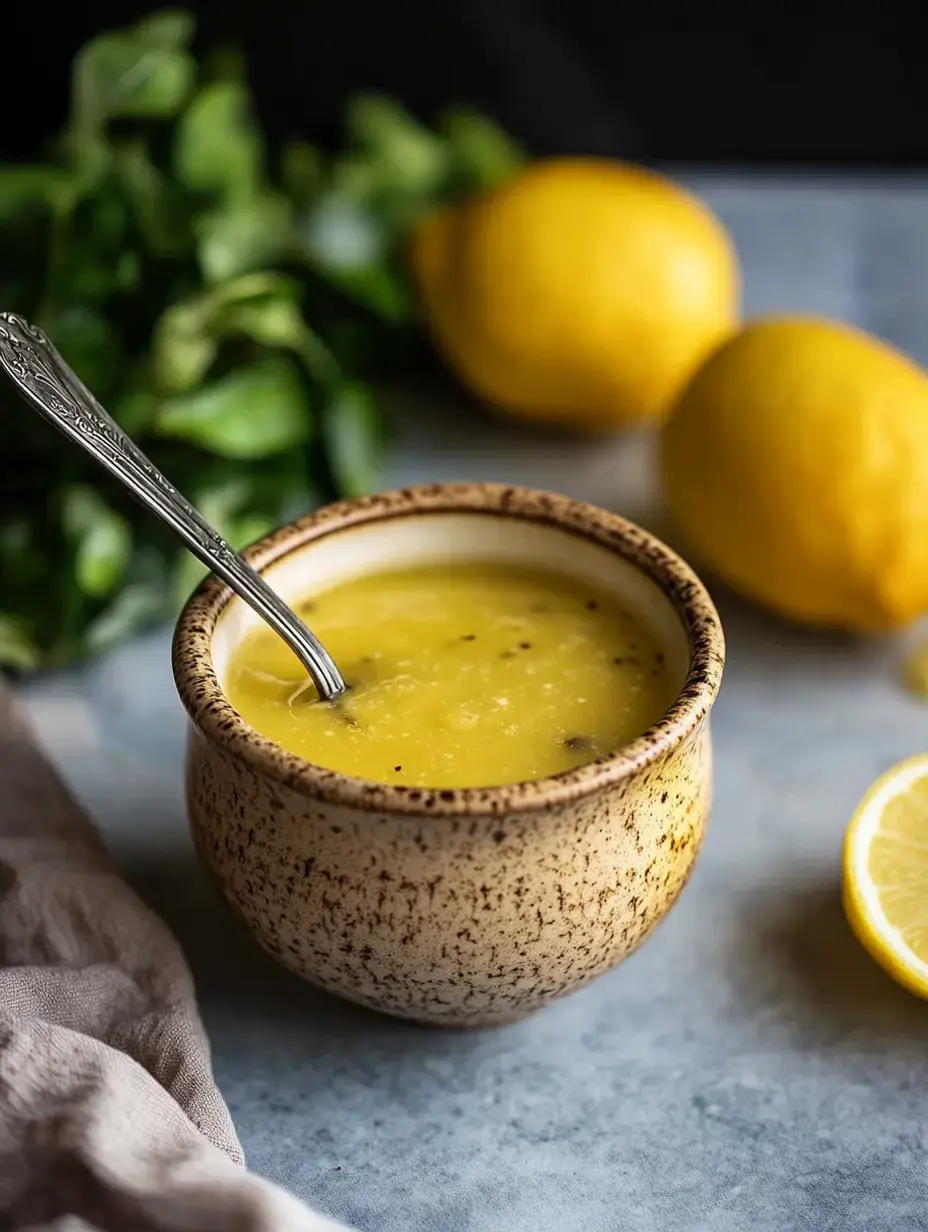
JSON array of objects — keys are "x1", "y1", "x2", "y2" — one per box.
[{"x1": 21, "y1": 175, "x2": 928, "y2": 1231}]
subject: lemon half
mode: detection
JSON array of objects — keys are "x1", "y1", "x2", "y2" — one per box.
[{"x1": 843, "y1": 754, "x2": 928, "y2": 998}]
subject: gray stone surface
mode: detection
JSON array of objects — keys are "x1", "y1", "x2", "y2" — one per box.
[{"x1": 19, "y1": 175, "x2": 928, "y2": 1230}]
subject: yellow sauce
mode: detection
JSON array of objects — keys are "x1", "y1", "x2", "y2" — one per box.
[{"x1": 225, "y1": 563, "x2": 678, "y2": 788}]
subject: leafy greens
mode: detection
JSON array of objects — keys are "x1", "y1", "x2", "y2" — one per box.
[{"x1": 0, "y1": 9, "x2": 521, "y2": 669}]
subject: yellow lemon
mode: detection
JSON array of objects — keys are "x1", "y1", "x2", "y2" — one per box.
[
  {"x1": 410, "y1": 158, "x2": 739, "y2": 429},
  {"x1": 843, "y1": 754, "x2": 928, "y2": 999},
  {"x1": 661, "y1": 316, "x2": 928, "y2": 631}
]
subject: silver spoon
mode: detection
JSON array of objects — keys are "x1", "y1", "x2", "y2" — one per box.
[{"x1": 0, "y1": 311, "x2": 348, "y2": 702}]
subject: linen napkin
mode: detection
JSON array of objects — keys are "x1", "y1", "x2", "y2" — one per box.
[{"x1": 0, "y1": 679, "x2": 351, "y2": 1232}]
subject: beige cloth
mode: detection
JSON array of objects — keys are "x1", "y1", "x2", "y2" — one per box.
[{"x1": 0, "y1": 681, "x2": 351, "y2": 1232}]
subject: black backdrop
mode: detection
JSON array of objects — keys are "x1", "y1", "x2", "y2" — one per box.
[{"x1": 3, "y1": 0, "x2": 926, "y2": 164}]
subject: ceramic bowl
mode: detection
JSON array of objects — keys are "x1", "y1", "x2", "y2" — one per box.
[{"x1": 173, "y1": 483, "x2": 724, "y2": 1027}]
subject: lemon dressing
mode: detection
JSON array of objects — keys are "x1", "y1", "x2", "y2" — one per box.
[{"x1": 225, "y1": 562, "x2": 679, "y2": 788}]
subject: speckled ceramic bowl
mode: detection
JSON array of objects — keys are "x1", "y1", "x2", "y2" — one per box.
[{"x1": 173, "y1": 483, "x2": 724, "y2": 1027}]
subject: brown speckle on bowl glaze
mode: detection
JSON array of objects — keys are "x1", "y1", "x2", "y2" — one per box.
[{"x1": 174, "y1": 483, "x2": 724, "y2": 1027}]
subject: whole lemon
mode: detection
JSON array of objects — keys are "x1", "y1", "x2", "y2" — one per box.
[
  {"x1": 410, "y1": 158, "x2": 739, "y2": 429},
  {"x1": 661, "y1": 316, "x2": 928, "y2": 631}
]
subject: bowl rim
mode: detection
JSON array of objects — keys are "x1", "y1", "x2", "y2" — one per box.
[{"x1": 172, "y1": 482, "x2": 724, "y2": 817}]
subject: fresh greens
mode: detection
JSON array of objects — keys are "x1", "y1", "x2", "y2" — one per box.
[{"x1": 0, "y1": 9, "x2": 522, "y2": 670}]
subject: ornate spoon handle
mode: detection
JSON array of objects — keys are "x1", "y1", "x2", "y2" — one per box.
[{"x1": 0, "y1": 312, "x2": 347, "y2": 702}]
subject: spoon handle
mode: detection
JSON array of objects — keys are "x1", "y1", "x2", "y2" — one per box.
[{"x1": 0, "y1": 312, "x2": 346, "y2": 701}]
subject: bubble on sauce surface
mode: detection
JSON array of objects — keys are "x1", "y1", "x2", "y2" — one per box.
[{"x1": 446, "y1": 705, "x2": 480, "y2": 731}]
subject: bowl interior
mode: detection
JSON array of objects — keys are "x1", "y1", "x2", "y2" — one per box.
[{"x1": 211, "y1": 511, "x2": 691, "y2": 700}]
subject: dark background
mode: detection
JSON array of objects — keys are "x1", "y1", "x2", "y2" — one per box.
[{"x1": 3, "y1": 0, "x2": 925, "y2": 164}]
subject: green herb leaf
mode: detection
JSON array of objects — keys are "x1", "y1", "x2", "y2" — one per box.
[
  {"x1": 196, "y1": 193, "x2": 293, "y2": 283},
  {"x1": 346, "y1": 95, "x2": 447, "y2": 196},
  {"x1": 150, "y1": 301, "x2": 216, "y2": 393},
  {"x1": 156, "y1": 357, "x2": 311, "y2": 458},
  {"x1": 84, "y1": 581, "x2": 166, "y2": 655},
  {"x1": 150, "y1": 273, "x2": 280, "y2": 392},
  {"x1": 72, "y1": 12, "x2": 195, "y2": 128},
  {"x1": 215, "y1": 294, "x2": 310, "y2": 352},
  {"x1": 174, "y1": 79, "x2": 263, "y2": 199},
  {"x1": 0, "y1": 616, "x2": 39, "y2": 672},
  {"x1": 327, "y1": 156, "x2": 383, "y2": 207},
  {"x1": 323, "y1": 382, "x2": 382, "y2": 497},
  {"x1": 151, "y1": 272, "x2": 333, "y2": 391},
  {"x1": 61, "y1": 485, "x2": 132, "y2": 599},
  {"x1": 329, "y1": 264, "x2": 415, "y2": 323},
  {"x1": 114, "y1": 386, "x2": 159, "y2": 436},
  {"x1": 440, "y1": 107, "x2": 524, "y2": 189},
  {"x1": 40, "y1": 184, "x2": 141, "y2": 309},
  {"x1": 282, "y1": 140, "x2": 323, "y2": 207},
  {"x1": 0, "y1": 167, "x2": 72, "y2": 219},
  {"x1": 114, "y1": 139, "x2": 190, "y2": 256},
  {"x1": 230, "y1": 512, "x2": 276, "y2": 549},
  {"x1": 219, "y1": 296, "x2": 339, "y2": 383},
  {"x1": 297, "y1": 197, "x2": 413, "y2": 321}
]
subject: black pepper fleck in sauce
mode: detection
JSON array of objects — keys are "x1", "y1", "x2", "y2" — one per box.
[
  {"x1": 585, "y1": 600, "x2": 599, "y2": 611},
  {"x1": 561, "y1": 735, "x2": 598, "y2": 753},
  {"x1": 460, "y1": 634, "x2": 477, "y2": 641},
  {"x1": 519, "y1": 641, "x2": 532, "y2": 650}
]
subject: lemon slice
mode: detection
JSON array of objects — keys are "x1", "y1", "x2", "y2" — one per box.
[{"x1": 843, "y1": 754, "x2": 928, "y2": 997}]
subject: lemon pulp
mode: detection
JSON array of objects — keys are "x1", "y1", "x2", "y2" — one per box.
[
  {"x1": 224, "y1": 562, "x2": 679, "y2": 788},
  {"x1": 843, "y1": 755, "x2": 928, "y2": 997}
]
